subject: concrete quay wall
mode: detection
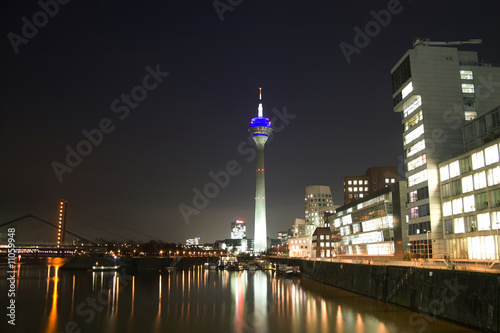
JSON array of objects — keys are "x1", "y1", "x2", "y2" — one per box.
[{"x1": 270, "y1": 258, "x2": 500, "y2": 332}]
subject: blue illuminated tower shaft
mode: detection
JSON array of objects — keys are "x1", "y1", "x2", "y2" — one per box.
[{"x1": 249, "y1": 88, "x2": 272, "y2": 253}]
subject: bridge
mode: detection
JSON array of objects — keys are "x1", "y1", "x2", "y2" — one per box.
[{"x1": 0, "y1": 200, "x2": 160, "y2": 257}]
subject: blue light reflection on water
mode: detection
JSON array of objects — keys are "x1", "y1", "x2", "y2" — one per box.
[{"x1": 0, "y1": 258, "x2": 478, "y2": 333}]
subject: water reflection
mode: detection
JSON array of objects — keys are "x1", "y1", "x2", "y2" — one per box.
[{"x1": 0, "y1": 259, "x2": 478, "y2": 333}]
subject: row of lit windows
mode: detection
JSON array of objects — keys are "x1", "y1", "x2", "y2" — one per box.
[
  {"x1": 408, "y1": 169, "x2": 428, "y2": 187},
  {"x1": 306, "y1": 194, "x2": 332, "y2": 198},
  {"x1": 443, "y1": 189, "x2": 500, "y2": 216},
  {"x1": 403, "y1": 96, "x2": 422, "y2": 119},
  {"x1": 347, "y1": 179, "x2": 369, "y2": 185},
  {"x1": 404, "y1": 110, "x2": 423, "y2": 132},
  {"x1": 407, "y1": 154, "x2": 427, "y2": 172},
  {"x1": 404, "y1": 124, "x2": 424, "y2": 146},
  {"x1": 441, "y1": 144, "x2": 500, "y2": 181},
  {"x1": 406, "y1": 139, "x2": 425, "y2": 158},
  {"x1": 445, "y1": 212, "x2": 500, "y2": 234},
  {"x1": 347, "y1": 193, "x2": 365, "y2": 199},
  {"x1": 348, "y1": 187, "x2": 369, "y2": 192},
  {"x1": 460, "y1": 70, "x2": 473, "y2": 80},
  {"x1": 441, "y1": 168, "x2": 500, "y2": 198},
  {"x1": 402, "y1": 81, "x2": 413, "y2": 99},
  {"x1": 462, "y1": 83, "x2": 474, "y2": 94}
]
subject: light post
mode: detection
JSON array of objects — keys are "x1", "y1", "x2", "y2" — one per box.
[{"x1": 426, "y1": 231, "x2": 431, "y2": 260}]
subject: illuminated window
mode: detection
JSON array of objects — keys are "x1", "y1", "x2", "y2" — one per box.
[
  {"x1": 463, "y1": 195, "x2": 475, "y2": 213},
  {"x1": 454, "y1": 217, "x2": 465, "y2": 234},
  {"x1": 359, "y1": 194, "x2": 364, "y2": 198},
  {"x1": 477, "y1": 213, "x2": 491, "y2": 231},
  {"x1": 474, "y1": 171, "x2": 487, "y2": 190},
  {"x1": 407, "y1": 140, "x2": 425, "y2": 158},
  {"x1": 364, "y1": 180, "x2": 368, "y2": 185},
  {"x1": 320, "y1": 235, "x2": 324, "y2": 240},
  {"x1": 402, "y1": 82, "x2": 413, "y2": 99},
  {"x1": 320, "y1": 242, "x2": 324, "y2": 247},
  {"x1": 442, "y1": 201, "x2": 452, "y2": 217},
  {"x1": 353, "y1": 187, "x2": 358, "y2": 192},
  {"x1": 461, "y1": 83, "x2": 475, "y2": 93},
  {"x1": 403, "y1": 96, "x2": 422, "y2": 118},
  {"x1": 364, "y1": 187, "x2": 368, "y2": 191},
  {"x1": 452, "y1": 198, "x2": 463, "y2": 215},
  {"x1": 472, "y1": 151, "x2": 485, "y2": 170},
  {"x1": 465, "y1": 111, "x2": 477, "y2": 121},
  {"x1": 492, "y1": 212, "x2": 500, "y2": 230},
  {"x1": 462, "y1": 175, "x2": 474, "y2": 193},
  {"x1": 408, "y1": 169, "x2": 428, "y2": 187},
  {"x1": 487, "y1": 166, "x2": 500, "y2": 186},
  {"x1": 359, "y1": 187, "x2": 363, "y2": 192},
  {"x1": 404, "y1": 110, "x2": 423, "y2": 132},
  {"x1": 353, "y1": 180, "x2": 357, "y2": 185},
  {"x1": 348, "y1": 180, "x2": 352, "y2": 185},
  {"x1": 449, "y1": 161, "x2": 460, "y2": 178},
  {"x1": 440, "y1": 165, "x2": 449, "y2": 181},
  {"x1": 408, "y1": 154, "x2": 427, "y2": 171},
  {"x1": 484, "y1": 144, "x2": 499, "y2": 165},
  {"x1": 404, "y1": 125, "x2": 424, "y2": 146},
  {"x1": 391, "y1": 179, "x2": 395, "y2": 183},
  {"x1": 460, "y1": 70, "x2": 473, "y2": 80},
  {"x1": 348, "y1": 187, "x2": 352, "y2": 192}
]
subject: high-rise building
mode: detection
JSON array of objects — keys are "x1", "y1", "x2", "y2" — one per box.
[
  {"x1": 391, "y1": 39, "x2": 500, "y2": 257},
  {"x1": 230, "y1": 220, "x2": 246, "y2": 239},
  {"x1": 343, "y1": 167, "x2": 398, "y2": 204},
  {"x1": 305, "y1": 185, "x2": 334, "y2": 228},
  {"x1": 249, "y1": 88, "x2": 273, "y2": 252}
]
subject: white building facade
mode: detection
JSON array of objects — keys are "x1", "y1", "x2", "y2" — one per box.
[{"x1": 391, "y1": 43, "x2": 500, "y2": 257}]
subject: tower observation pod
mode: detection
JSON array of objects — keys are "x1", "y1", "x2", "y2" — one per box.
[{"x1": 249, "y1": 87, "x2": 272, "y2": 253}]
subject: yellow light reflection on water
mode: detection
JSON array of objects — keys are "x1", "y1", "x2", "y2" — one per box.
[
  {"x1": 45, "y1": 265, "x2": 60, "y2": 333},
  {"x1": 336, "y1": 305, "x2": 343, "y2": 332}
]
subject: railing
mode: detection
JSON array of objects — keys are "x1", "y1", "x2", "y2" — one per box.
[{"x1": 386, "y1": 260, "x2": 418, "y2": 302}]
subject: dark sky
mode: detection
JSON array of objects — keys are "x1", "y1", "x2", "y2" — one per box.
[{"x1": 1, "y1": 0, "x2": 500, "y2": 244}]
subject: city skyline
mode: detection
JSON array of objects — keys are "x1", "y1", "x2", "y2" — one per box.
[{"x1": 2, "y1": 1, "x2": 500, "y2": 244}]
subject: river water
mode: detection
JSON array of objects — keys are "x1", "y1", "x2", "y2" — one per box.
[{"x1": 0, "y1": 257, "x2": 477, "y2": 333}]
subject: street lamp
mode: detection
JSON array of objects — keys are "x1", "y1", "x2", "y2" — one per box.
[{"x1": 426, "y1": 231, "x2": 431, "y2": 260}]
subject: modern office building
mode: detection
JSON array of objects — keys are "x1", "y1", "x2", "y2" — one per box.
[
  {"x1": 329, "y1": 182, "x2": 408, "y2": 259},
  {"x1": 230, "y1": 220, "x2": 246, "y2": 239},
  {"x1": 391, "y1": 39, "x2": 500, "y2": 257},
  {"x1": 344, "y1": 167, "x2": 398, "y2": 204},
  {"x1": 439, "y1": 105, "x2": 500, "y2": 260},
  {"x1": 305, "y1": 185, "x2": 335, "y2": 228},
  {"x1": 249, "y1": 88, "x2": 273, "y2": 253}
]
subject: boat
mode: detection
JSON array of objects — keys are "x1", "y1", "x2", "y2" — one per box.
[{"x1": 209, "y1": 263, "x2": 218, "y2": 270}]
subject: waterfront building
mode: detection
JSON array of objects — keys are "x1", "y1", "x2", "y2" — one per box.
[
  {"x1": 230, "y1": 220, "x2": 246, "y2": 239},
  {"x1": 329, "y1": 182, "x2": 408, "y2": 259},
  {"x1": 249, "y1": 88, "x2": 273, "y2": 252},
  {"x1": 344, "y1": 167, "x2": 398, "y2": 204},
  {"x1": 438, "y1": 105, "x2": 500, "y2": 260},
  {"x1": 311, "y1": 227, "x2": 335, "y2": 259},
  {"x1": 391, "y1": 40, "x2": 500, "y2": 257},
  {"x1": 287, "y1": 236, "x2": 312, "y2": 258}
]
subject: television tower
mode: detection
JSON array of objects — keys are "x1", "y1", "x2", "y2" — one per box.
[{"x1": 249, "y1": 87, "x2": 272, "y2": 253}]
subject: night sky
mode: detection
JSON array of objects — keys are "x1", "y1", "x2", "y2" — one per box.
[{"x1": 1, "y1": 0, "x2": 500, "y2": 244}]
